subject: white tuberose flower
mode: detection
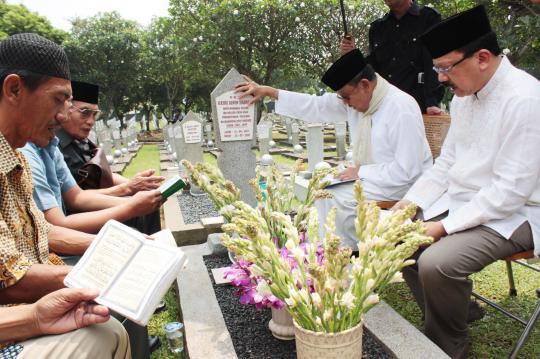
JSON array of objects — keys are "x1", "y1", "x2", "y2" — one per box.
[
  {"x1": 364, "y1": 294, "x2": 380, "y2": 307},
  {"x1": 340, "y1": 292, "x2": 356, "y2": 309},
  {"x1": 390, "y1": 272, "x2": 404, "y2": 283}
]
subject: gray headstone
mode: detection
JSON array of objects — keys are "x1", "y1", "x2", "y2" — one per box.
[
  {"x1": 88, "y1": 130, "x2": 97, "y2": 145},
  {"x1": 99, "y1": 129, "x2": 112, "y2": 155},
  {"x1": 204, "y1": 123, "x2": 213, "y2": 143},
  {"x1": 285, "y1": 117, "x2": 293, "y2": 144},
  {"x1": 141, "y1": 115, "x2": 148, "y2": 131},
  {"x1": 211, "y1": 68, "x2": 258, "y2": 206},
  {"x1": 167, "y1": 125, "x2": 175, "y2": 146},
  {"x1": 257, "y1": 121, "x2": 271, "y2": 155},
  {"x1": 335, "y1": 122, "x2": 347, "y2": 159},
  {"x1": 121, "y1": 129, "x2": 127, "y2": 146},
  {"x1": 173, "y1": 123, "x2": 184, "y2": 162},
  {"x1": 181, "y1": 111, "x2": 204, "y2": 164},
  {"x1": 307, "y1": 123, "x2": 324, "y2": 172},
  {"x1": 291, "y1": 122, "x2": 300, "y2": 147},
  {"x1": 112, "y1": 129, "x2": 122, "y2": 150}
]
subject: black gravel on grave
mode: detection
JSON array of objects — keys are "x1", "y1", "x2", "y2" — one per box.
[
  {"x1": 176, "y1": 190, "x2": 220, "y2": 224},
  {"x1": 204, "y1": 254, "x2": 390, "y2": 359}
]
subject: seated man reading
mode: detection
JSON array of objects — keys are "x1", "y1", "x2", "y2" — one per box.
[
  {"x1": 56, "y1": 80, "x2": 163, "y2": 234},
  {"x1": 392, "y1": 6, "x2": 540, "y2": 358},
  {"x1": 0, "y1": 32, "x2": 129, "y2": 358},
  {"x1": 236, "y1": 49, "x2": 433, "y2": 249}
]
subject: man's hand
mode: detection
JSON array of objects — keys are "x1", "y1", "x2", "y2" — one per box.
[
  {"x1": 32, "y1": 288, "x2": 110, "y2": 335},
  {"x1": 126, "y1": 169, "x2": 165, "y2": 195},
  {"x1": 426, "y1": 106, "x2": 443, "y2": 115},
  {"x1": 336, "y1": 166, "x2": 359, "y2": 181},
  {"x1": 129, "y1": 189, "x2": 162, "y2": 216},
  {"x1": 423, "y1": 221, "x2": 447, "y2": 242},
  {"x1": 235, "y1": 77, "x2": 279, "y2": 105},
  {"x1": 340, "y1": 35, "x2": 356, "y2": 56},
  {"x1": 391, "y1": 199, "x2": 413, "y2": 212}
]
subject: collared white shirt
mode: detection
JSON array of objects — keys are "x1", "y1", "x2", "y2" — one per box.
[
  {"x1": 275, "y1": 84, "x2": 432, "y2": 200},
  {"x1": 405, "y1": 57, "x2": 540, "y2": 255}
]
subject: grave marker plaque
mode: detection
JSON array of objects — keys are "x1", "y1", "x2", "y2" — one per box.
[{"x1": 211, "y1": 68, "x2": 258, "y2": 206}]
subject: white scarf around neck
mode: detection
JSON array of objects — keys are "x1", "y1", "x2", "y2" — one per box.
[{"x1": 352, "y1": 73, "x2": 390, "y2": 167}]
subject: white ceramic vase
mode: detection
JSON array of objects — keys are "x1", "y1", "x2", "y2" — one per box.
[{"x1": 268, "y1": 308, "x2": 295, "y2": 340}]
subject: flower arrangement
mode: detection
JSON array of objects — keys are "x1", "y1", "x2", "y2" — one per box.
[
  {"x1": 220, "y1": 182, "x2": 432, "y2": 332},
  {"x1": 183, "y1": 159, "x2": 335, "y2": 309},
  {"x1": 182, "y1": 160, "x2": 432, "y2": 330}
]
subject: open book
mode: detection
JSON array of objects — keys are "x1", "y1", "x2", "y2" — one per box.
[
  {"x1": 64, "y1": 220, "x2": 186, "y2": 326},
  {"x1": 321, "y1": 173, "x2": 356, "y2": 188},
  {"x1": 159, "y1": 175, "x2": 187, "y2": 199}
]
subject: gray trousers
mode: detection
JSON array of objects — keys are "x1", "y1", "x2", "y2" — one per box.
[{"x1": 403, "y1": 213, "x2": 533, "y2": 357}]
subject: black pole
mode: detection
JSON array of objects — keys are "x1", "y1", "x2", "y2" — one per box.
[{"x1": 339, "y1": 0, "x2": 349, "y2": 36}]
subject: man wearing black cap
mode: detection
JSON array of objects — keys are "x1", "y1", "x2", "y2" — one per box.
[
  {"x1": 21, "y1": 118, "x2": 162, "y2": 234},
  {"x1": 0, "y1": 33, "x2": 130, "y2": 358},
  {"x1": 236, "y1": 48, "x2": 432, "y2": 250},
  {"x1": 340, "y1": 0, "x2": 444, "y2": 114},
  {"x1": 392, "y1": 5, "x2": 540, "y2": 357},
  {"x1": 58, "y1": 82, "x2": 164, "y2": 196}
]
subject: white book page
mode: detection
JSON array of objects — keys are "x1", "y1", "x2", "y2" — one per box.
[
  {"x1": 102, "y1": 244, "x2": 176, "y2": 314},
  {"x1": 69, "y1": 225, "x2": 142, "y2": 291},
  {"x1": 321, "y1": 173, "x2": 355, "y2": 188}
]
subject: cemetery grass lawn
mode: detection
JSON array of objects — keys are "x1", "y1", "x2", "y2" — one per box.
[
  {"x1": 122, "y1": 145, "x2": 184, "y2": 358},
  {"x1": 122, "y1": 145, "x2": 162, "y2": 178},
  {"x1": 381, "y1": 261, "x2": 540, "y2": 358},
  {"x1": 205, "y1": 150, "x2": 299, "y2": 169},
  {"x1": 148, "y1": 287, "x2": 182, "y2": 359}
]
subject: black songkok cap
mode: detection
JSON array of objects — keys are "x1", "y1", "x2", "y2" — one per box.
[
  {"x1": 321, "y1": 49, "x2": 367, "y2": 91},
  {"x1": 0, "y1": 33, "x2": 70, "y2": 80},
  {"x1": 72, "y1": 80, "x2": 99, "y2": 104},
  {"x1": 420, "y1": 5, "x2": 493, "y2": 59}
]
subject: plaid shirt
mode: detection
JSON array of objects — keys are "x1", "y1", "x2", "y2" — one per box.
[{"x1": 0, "y1": 132, "x2": 53, "y2": 289}]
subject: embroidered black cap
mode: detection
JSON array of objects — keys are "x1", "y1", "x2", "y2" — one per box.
[
  {"x1": 0, "y1": 33, "x2": 70, "y2": 80},
  {"x1": 72, "y1": 80, "x2": 99, "y2": 104},
  {"x1": 420, "y1": 5, "x2": 494, "y2": 59},
  {"x1": 321, "y1": 49, "x2": 367, "y2": 91}
]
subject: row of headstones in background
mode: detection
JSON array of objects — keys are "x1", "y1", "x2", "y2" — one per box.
[{"x1": 164, "y1": 111, "x2": 205, "y2": 169}]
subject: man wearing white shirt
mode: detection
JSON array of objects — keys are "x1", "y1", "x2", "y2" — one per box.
[
  {"x1": 392, "y1": 5, "x2": 540, "y2": 357},
  {"x1": 236, "y1": 49, "x2": 432, "y2": 249}
]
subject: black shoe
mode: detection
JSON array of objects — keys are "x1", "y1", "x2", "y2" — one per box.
[
  {"x1": 149, "y1": 335, "x2": 161, "y2": 353},
  {"x1": 452, "y1": 341, "x2": 470, "y2": 359},
  {"x1": 154, "y1": 301, "x2": 167, "y2": 314},
  {"x1": 467, "y1": 300, "x2": 485, "y2": 324}
]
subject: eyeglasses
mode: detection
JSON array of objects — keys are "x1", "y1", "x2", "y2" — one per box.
[
  {"x1": 433, "y1": 53, "x2": 473, "y2": 75},
  {"x1": 336, "y1": 84, "x2": 358, "y2": 101},
  {"x1": 73, "y1": 107, "x2": 101, "y2": 119}
]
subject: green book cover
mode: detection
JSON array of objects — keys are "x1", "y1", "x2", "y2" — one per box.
[{"x1": 159, "y1": 175, "x2": 187, "y2": 199}]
